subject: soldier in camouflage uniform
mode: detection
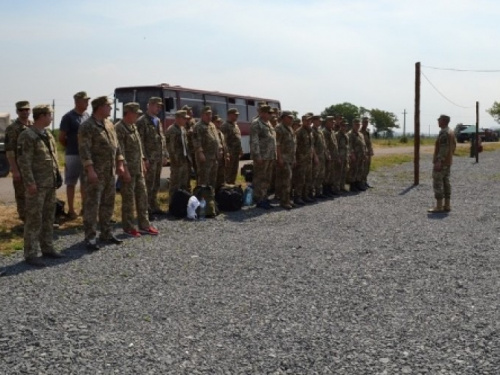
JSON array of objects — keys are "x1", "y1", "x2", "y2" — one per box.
[
  {"x1": 250, "y1": 105, "x2": 277, "y2": 209},
  {"x1": 221, "y1": 108, "x2": 243, "y2": 184},
  {"x1": 79, "y1": 96, "x2": 125, "y2": 250},
  {"x1": 17, "y1": 105, "x2": 63, "y2": 267},
  {"x1": 322, "y1": 116, "x2": 340, "y2": 197},
  {"x1": 275, "y1": 111, "x2": 296, "y2": 209},
  {"x1": 213, "y1": 115, "x2": 230, "y2": 191},
  {"x1": 428, "y1": 114, "x2": 456, "y2": 213},
  {"x1": 5, "y1": 101, "x2": 33, "y2": 222},
  {"x1": 136, "y1": 97, "x2": 167, "y2": 215},
  {"x1": 165, "y1": 110, "x2": 191, "y2": 206},
  {"x1": 361, "y1": 116, "x2": 374, "y2": 188},
  {"x1": 293, "y1": 114, "x2": 314, "y2": 205},
  {"x1": 116, "y1": 102, "x2": 158, "y2": 238},
  {"x1": 335, "y1": 119, "x2": 350, "y2": 193},
  {"x1": 311, "y1": 115, "x2": 329, "y2": 199},
  {"x1": 193, "y1": 106, "x2": 222, "y2": 217},
  {"x1": 183, "y1": 104, "x2": 197, "y2": 185},
  {"x1": 348, "y1": 118, "x2": 368, "y2": 192}
]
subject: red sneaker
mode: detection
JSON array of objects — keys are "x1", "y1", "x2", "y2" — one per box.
[
  {"x1": 124, "y1": 228, "x2": 141, "y2": 238},
  {"x1": 140, "y1": 226, "x2": 159, "y2": 235}
]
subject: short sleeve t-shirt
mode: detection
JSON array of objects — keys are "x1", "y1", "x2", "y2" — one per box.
[
  {"x1": 60, "y1": 109, "x2": 90, "y2": 155},
  {"x1": 187, "y1": 196, "x2": 200, "y2": 219}
]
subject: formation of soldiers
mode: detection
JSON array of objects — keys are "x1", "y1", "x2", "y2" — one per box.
[{"x1": 5, "y1": 94, "x2": 375, "y2": 267}]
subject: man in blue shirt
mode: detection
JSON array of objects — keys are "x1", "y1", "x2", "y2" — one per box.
[{"x1": 58, "y1": 91, "x2": 90, "y2": 219}]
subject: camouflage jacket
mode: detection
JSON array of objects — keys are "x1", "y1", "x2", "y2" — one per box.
[
  {"x1": 250, "y1": 118, "x2": 276, "y2": 160},
  {"x1": 295, "y1": 126, "x2": 313, "y2": 163},
  {"x1": 220, "y1": 121, "x2": 242, "y2": 155},
  {"x1": 17, "y1": 127, "x2": 59, "y2": 189},
  {"x1": 312, "y1": 126, "x2": 328, "y2": 160},
  {"x1": 322, "y1": 128, "x2": 339, "y2": 160},
  {"x1": 192, "y1": 120, "x2": 221, "y2": 160},
  {"x1": 4, "y1": 118, "x2": 32, "y2": 159},
  {"x1": 136, "y1": 113, "x2": 167, "y2": 161},
  {"x1": 348, "y1": 130, "x2": 367, "y2": 157},
  {"x1": 361, "y1": 129, "x2": 373, "y2": 154},
  {"x1": 115, "y1": 120, "x2": 145, "y2": 176},
  {"x1": 434, "y1": 126, "x2": 456, "y2": 166},
  {"x1": 275, "y1": 123, "x2": 296, "y2": 164},
  {"x1": 217, "y1": 129, "x2": 228, "y2": 165},
  {"x1": 165, "y1": 123, "x2": 189, "y2": 166},
  {"x1": 78, "y1": 116, "x2": 124, "y2": 177},
  {"x1": 336, "y1": 131, "x2": 350, "y2": 159},
  {"x1": 185, "y1": 117, "x2": 197, "y2": 156}
]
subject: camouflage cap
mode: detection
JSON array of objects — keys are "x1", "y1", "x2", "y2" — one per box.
[
  {"x1": 280, "y1": 110, "x2": 294, "y2": 119},
  {"x1": 123, "y1": 102, "x2": 142, "y2": 114},
  {"x1": 352, "y1": 117, "x2": 361, "y2": 123},
  {"x1": 148, "y1": 97, "x2": 164, "y2": 106},
  {"x1": 302, "y1": 112, "x2": 313, "y2": 120},
  {"x1": 259, "y1": 105, "x2": 273, "y2": 113},
  {"x1": 212, "y1": 114, "x2": 222, "y2": 122},
  {"x1": 325, "y1": 116, "x2": 334, "y2": 120},
  {"x1": 293, "y1": 118, "x2": 301, "y2": 124},
  {"x1": 175, "y1": 110, "x2": 190, "y2": 118},
  {"x1": 74, "y1": 91, "x2": 90, "y2": 100},
  {"x1": 202, "y1": 106, "x2": 212, "y2": 113},
  {"x1": 91, "y1": 96, "x2": 113, "y2": 108},
  {"x1": 227, "y1": 108, "x2": 240, "y2": 115},
  {"x1": 32, "y1": 104, "x2": 53, "y2": 117},
  {"x1": 437, "y1": 114, "x2": 450, "y2": 122},
  {"x1": 181, "y1": 105, "x2": 192, "y2": 111},
  {"x1": 311, "y1": 114, "x2": 321, "y2": 120},
  {"x1": 361, "y1": 116, "x2": 369, "y2": 121},
  {"x1": 16, "y1": 101, "x2": 30, "y2": 110}
]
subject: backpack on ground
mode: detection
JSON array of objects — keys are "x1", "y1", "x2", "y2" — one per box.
[
  {"x1": 169, "y1": 189, "x2": 191, "y2": 218},
  {"x1": 215, "y1": 184, "x2": 244, "y2": 211},
  {"x1": 240, "y1": 163, "x2": 253, "y2": 183}
]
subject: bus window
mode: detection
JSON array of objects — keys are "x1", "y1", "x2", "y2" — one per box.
[
  {"x1": 228, "y1": 97, "x2": 247, "y2": 122},
  {"x1": 180, "y1": 91, "x2": 203, "y2": 118},
  {"x1": 115, "y1": 88, "x2": 162, "y2": 119},
  {"x1": 205, "y1": 94, "x2": 227, "y2": 118},
  {"x1": 248, "y1": 100, "x2": 258, "y2": 120},
  {"x1": 163, "y1": 89, "x2": 178, "y2": 114}
]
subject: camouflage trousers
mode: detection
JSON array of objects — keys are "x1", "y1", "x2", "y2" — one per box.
[
  {"x1": 253, "y1": 159, "x2": 274, "y2": 203},
  {"x1": 83, "y1": 174, "x2": 116, "y2": 241},
  {"x1": 348, "y1": 156, "x2": 364, "y2": 183},
  {"x1": 224, "y1": 152, "x2": 240, "y2": 184},
  {"x1": 145, "y1": 159, "x2": 162, "y2": 212},
  {"x1": 362, "y1": 155, "x2": 372, "y2": 183},
  {"x1": 195, "y1": 157, "x2": 218, "y2": 189},
  {"x1": 120, "y1": 173, "x2": 150, "y2": 231},
  {"x1": 216, "y1": 158, "x2": 226, "y2": 191},
  {"x1": 276, "y1": 161, "x2": 293, "y2": 205},
  {"x1": 432, "y1": 165, "x2": 451, "y2": 200},
  {"x1": 169, "y1": 159, "x2": 191, "y2": 205},
  {"x1": 324, "y1": 159, "x2": 334, "y2": 186},
  {"x1": 334, "y1": 157, "x2": 348, "y2": 190},
  {"x1": 293, "y1": 159, "x2": 312, "y2": 198},
  {"x1": 13, "y1": 178, "x2": 26, "y2": 221},
  {"x1": 269, "y1": 160, "x2": 276, "y2": 194},
  {"x1": 313, "y1": 156, "x2": 326, "y2": 194},
  {"x1": 23, "y1": 187, "x2": 55, "y2": 259}
]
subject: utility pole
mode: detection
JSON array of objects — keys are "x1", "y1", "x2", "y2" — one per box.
[
  {"x1": 402, "y1": 109, "x2": 407, "y2": 137},
  {"x1": 414, "y1": 62, "x2": 421, "y2": 185},
  {"x1": 51, "y1": 99, "x2": 55, "y2": 132}
]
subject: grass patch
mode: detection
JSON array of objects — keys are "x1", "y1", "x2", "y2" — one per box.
[
  {"x1": 372, "y1": 136, "x2": 436, "y2": 148},
  {"x1": 370, "y1": 154, "x2": 413, "y2": 171}
]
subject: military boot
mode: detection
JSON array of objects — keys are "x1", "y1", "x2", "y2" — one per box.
[
  {"x1": 428, "y1": 199, "x2": 444, "y2": 213},
  {"x1": 444, "y1": 198, "x2": 451, "y2": 212}
]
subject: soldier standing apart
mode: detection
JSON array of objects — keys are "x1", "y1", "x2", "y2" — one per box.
[
  {"x1": 58, "y1": 91, "x2": 90, "y2": 219},
  {"x1": 165, "y1": 110, "x2": 192, "y2": 207},
  {"x1": 213, "y1": 115, "x2": 230, "y2": 191},
  {"x1": 136, "y1": 97, "x2": 168, "y2": 216},
  {"x1": 78, "y1": 96, "x2": 125, "y2": 251},
  {"x1": 193, "y1": 106, "x2": 222, "y2": 217},
  {"x1": 361, "y1": 116, "x2": 374, "y2": 188},
  {"x1": 116, "y1": 102, "x2": 158, "y2": 237},
  {"x1": 250, "y1": 105, "x2": 277, "y2": 209},
  {"x1": 293, "y1": 114, "x2": 314, "y2": 205},
  {"x1": 275, "y1": 111, "x2": 296, "y2": 209},
  {"x1": 311, "y1": 115, "x2": 329, "y2": 199},
  {"x1": 428, "y1": 114, "x2": 456, "y2": 213},
  {"x1": 5, "y1": 101, "x2": 33, "y2": 222},
  {"x1": 221, "y1": 108, "x2": 243, "y2": 184},
  {"x1": 322, "y1": 116, "x2": 340, "y2": 197},
  {"x1": 17, "y1": 105, "x2": 63, "y2": 267},
  {"x1": 348, "y1": 118, "x2": 368, "y2": 192}
]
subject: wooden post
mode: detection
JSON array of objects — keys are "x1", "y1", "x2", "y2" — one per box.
[
  {"x1": 476, "y1": 101, "x2": 479, "y2": 163},
  {"x1": 414, "y1": 62, "x2": 421, "y2": 185},
  {"x1": 51, "y1": 99, "x2": 55, "y2": 132}
]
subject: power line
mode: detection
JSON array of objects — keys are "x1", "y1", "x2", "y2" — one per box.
[
  {"x1": 421, "y1": 71, "x2": 472, "y2": 109},
  {"x1": 422, "y1": 65, "x2": 500, "y2": 73}
]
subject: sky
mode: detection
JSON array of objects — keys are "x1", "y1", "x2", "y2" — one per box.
[{"x1": 1, "y1": 0, "x2": 500, "y2": 134}]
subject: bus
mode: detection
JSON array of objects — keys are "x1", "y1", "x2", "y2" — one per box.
[{"x1": 114, "y1": 83, "x2": 281, "y2": 158}]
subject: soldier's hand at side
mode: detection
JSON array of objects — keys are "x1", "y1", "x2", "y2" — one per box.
[
  {"x1": 255, "y1": 158, "x2": 264, "y2": 165},
  {"x1": 12, "y1": 170, "x2": 21, "y2": 182},
  {"x1": 433, "y1": 161, "x2": 442, "y2": 172},
  {"x1": 27, "y1": 183, "x2": 37, "y2": 195},
  {"x1": 144, "y1": 160, "x2": 150, "y2": 171},
  {"x1": 313, "y1": 155, "x2": 319, "y2": 166},
  {"x1": 277, "y1": 158, "x2": 284, "y2": 168},
  {"x1": 198, "y1": 151, "x2": 206, "y2": 164},
  {"x1": 123, "y1": 169, "x2": 131, "y2": 183},
  {"x1": 87, "y1": 169, "x2": 98, "y2": 184}
]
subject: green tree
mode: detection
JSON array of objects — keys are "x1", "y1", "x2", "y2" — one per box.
[
  {"x1": 369, "y1": 109, "x2": 399, "y2": 133},
  {"x1": 486, "y1": 101, "x2": 500, "y2": 123},
  {"x1": 321, "y1": 102, "x2": 364, "y2": 125}
]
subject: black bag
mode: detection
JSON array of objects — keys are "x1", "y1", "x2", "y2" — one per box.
[
  {"x1": 55, "y1": 199, "x2": 65, "y2": 217},
  {"x1": 240, "y1": 163, "x2": 254, "y2": 183},
  {"x1": 55, "y1": 170, "x2": 63, "y2": 189},
  {"x1": 215, "y1": 185, "x2": 243, "y2": 211},
  {"x1": 169, "y1": 189, "x2": 191, "y2": 218}
]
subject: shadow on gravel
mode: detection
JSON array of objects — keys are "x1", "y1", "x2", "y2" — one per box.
[
  {"x1": 427, "y1": 212, "x2": 450, "y2": 219},
  {"x1": 0, "y1": 242, "x2": 87, "y2": 278},
  {"x1": 399, "y1": 185, "x2": 418, "y2": 195}
]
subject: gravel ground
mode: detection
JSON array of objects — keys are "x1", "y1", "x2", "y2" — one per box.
[{"x1": 0, "y1": 150, "x2": 499, "y2": 374}]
